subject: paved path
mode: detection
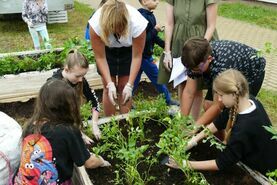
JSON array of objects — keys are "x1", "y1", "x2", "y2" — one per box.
[{"x1": 78, "y1": 0, "x2": 277, "y2": 90}]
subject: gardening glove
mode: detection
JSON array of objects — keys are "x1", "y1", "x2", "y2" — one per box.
[
  {"x1": 81, "y1": 131, "x2": 94, "y2": 145},
  {"x1": 98, "y1": 155, "x2": 111, "y2": 167},
  {"x1": 106, "y1": 82, "x2": 117, "y2": 106},
  {"x1": 185, "y1": 136, "x2": 198, "y2": 151},
  {"x1": 92, "y1": 121, "x2": 101, "y2": 140},
  {"x1": 163, "y1": 51, "x2": 172, "y2": 72},
  {"x1": 122, "y1": 83, "x2": 133, "y2": 105}
]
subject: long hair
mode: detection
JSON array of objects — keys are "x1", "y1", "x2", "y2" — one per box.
[
  {"x1": 181, "y1": 37, "x2": 212, "y2": 69},
  {"x1": 22, "y1": 80, "x2": 82, "y2": 137},
  {"x1": 100, "y1": 0, "x2": 129, "y2": 46},
  {"x1": 64, "y1": 49, "x2": 89, "y2": 105},
  {"x1": 213, "y1": 69, "x2": 249, "y2": 143}
]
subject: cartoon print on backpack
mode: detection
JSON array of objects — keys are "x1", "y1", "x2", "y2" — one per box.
[{"x1": 18, "y1": 134, "x2": 58, "y2": 184}]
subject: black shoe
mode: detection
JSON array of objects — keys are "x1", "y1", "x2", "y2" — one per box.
[{"x1": 167, "y1": 99, "x2": 180, "y2": 106}]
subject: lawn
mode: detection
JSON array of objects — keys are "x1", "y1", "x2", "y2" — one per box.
[
  {"x1": 218, "y1": 1, "x2": 277, "y2": 30},
  {"x1": 0, "y1": 1, "x2": 93, "y2": 53}
]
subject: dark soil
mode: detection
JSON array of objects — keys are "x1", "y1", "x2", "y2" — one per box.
[
  {"x1": 87, "y1": 117, "x2": 260, "y2": 185},
  {"x1": 0, "y1": 81, "x2": 174, "y2": 124},
  {"x1": 0, "y1": 82, "x2": 260, "y2": 184}
]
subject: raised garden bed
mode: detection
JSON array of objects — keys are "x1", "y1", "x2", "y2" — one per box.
[
  {"x1": 0, "y1": 82, "x2": 272, "y2": 185},
  {"x1": 86, "y1": 113, "x2": 269, "y2": 185}
]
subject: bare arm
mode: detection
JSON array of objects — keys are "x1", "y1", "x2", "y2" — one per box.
[
  {"x1": 84, "y1": 154, "x2": 104, "y2": 169},
  {"x1": 164, "y1": 3, "x2": 174, "y2": 53},
  {"x1": 204, "y1": 3, "x2": 218, "y2": 41},
  {"x1": 181, "y1": 77, "x2": 198, "y2": 116},
  {"x1": 90, "y1": 27, "x2": 112, "y2": 85},
  {"x1": 196, "y1": 101, "x2": 224, "y2": 126},
  {"x1": 189, "y1": 160, "x2": 219, "y2": 170},
  {"x1": 128, "y1": 31, "x2": 146, "y2": 86}
]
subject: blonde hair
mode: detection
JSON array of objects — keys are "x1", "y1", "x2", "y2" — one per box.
[
  {"x1": 99, "y1": 0, "x2": 129, "y2": 46},
  {"x1": 213, "y1": 69, "x2": 249, "y2": 143},
  {"x1": 64, "y1": 49, "x2": 89, "y2": 106}
]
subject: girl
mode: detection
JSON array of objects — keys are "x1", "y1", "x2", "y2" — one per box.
[
  {"x1": 89, "y1": 0, "x2": 147, "y2": 116},
  {"x1": 49, "y1": 49, "x2": 101, "y2": 140},
  {"x1": 167, "y1": 69, "x2": 277, "y2": 176},
  {"x1": 13, "y1": 80, "x2": 110, "y2": 184},
  {"x1": 22, "y1": 0, "x2": 52, "y2": 50}
]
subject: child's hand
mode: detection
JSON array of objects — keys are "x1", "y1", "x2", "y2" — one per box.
[
  {"x1": 98, "y1": 156, "x2": 111, "y2": 167},
  {"x1": 186, "y1": 136, "x2": 198, "y2": 151},
  {"x1": 81, "y1": 131, "x2": 94, "y2": 145},
  {"x1": 155, "y1": 24, "x2": 164, "y2": 32},
  {"x1": 92, "y1": 123, "x2": 101, "y2": 140}
]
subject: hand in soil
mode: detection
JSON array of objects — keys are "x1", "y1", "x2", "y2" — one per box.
[
  {"x1": 165, "y1": 157, "x2": 189, "y2": 169},
  {"x1": 99, "y1": 155, "x2": 111, "y2": 167}
]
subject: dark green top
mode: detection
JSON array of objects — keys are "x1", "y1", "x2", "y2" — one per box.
[{"x1": 158, "y1": 0, "x2": 219, "y2": 84}]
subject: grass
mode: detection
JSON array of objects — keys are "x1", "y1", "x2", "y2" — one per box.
[
  {"x1": 0, "y1": 1, "x2": 94, "y2": 53},
  {"x1": 257, "y1": 89, "x2": 277, "y2": 127},
  {"x1": 218, "y1": 2, "x2": 277, "y2": 30}
]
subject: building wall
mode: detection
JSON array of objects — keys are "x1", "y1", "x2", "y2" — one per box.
[{"x1": 0, "y1": 0, "x2": 74, "y2": 14}]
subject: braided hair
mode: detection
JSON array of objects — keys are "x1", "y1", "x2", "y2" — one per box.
[{"x1": 213, "y1": 69, "x2": 249, "y2": 143}]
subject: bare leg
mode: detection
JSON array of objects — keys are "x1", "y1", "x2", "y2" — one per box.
[
  {"x1": 118, "y1": 75, "x2": 132, "y2": 114},
  {"x1": 102, "y1": 76, "x2": 117, "y2": 116}
]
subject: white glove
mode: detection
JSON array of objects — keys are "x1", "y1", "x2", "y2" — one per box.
[
  {"x1": 185, "y1": 136, "x2": 198, "y2": 151},
  {"x1": 106, "y1": 82, "x2": 117, "y2": 106},
  {"x1": 122, "y1": 83, "x2": 133, "y2": 104},
  {"x1": 163, "y1": 51, "x2": 172, "y2": 72},
  {"x1": 98, "y1": 155, "x2": 111, "y2": 167},
  {"x1": 92, "y1": 122, "x2": 101, "y2": 140}
]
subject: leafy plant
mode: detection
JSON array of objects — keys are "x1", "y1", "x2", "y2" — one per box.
[
  {"x1": 80, "y1": 101, "x2": 93, "y2": 138},
  {"x1": 202, "y1": 127, "x2": 226, "y2": 152},
  {"x1": 0, "y1": 37, "x2": 95, "y2": 76},
  {"x1": 92, "y1": 116, "x2": 157, "y2": 185},
  {"x1": 157, "y1": 113, "x2": 208, "y2": 185}
]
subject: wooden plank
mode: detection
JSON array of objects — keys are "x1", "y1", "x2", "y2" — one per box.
[{"x1": 0, "y1": 64, "x2": 149, "y2": 103}]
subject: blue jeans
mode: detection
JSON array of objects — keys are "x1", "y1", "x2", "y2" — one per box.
[
  {"x1": 134, "y1": 56, "x2": 171, "y2": 104},
  {"x1": 28, "y1": 24, "x2": 51, "y2": 50}
]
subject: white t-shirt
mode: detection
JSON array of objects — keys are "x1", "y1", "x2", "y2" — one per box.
[
  {"x1": 89, "y1": 4, "x2": 148, "y2": 48},
  {"x1": 0, "y1": 112, "x2": 22, "y2": 185}
]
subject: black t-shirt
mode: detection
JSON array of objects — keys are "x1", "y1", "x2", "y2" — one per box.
[
  {"x1": 41, "y1": 123, "x2": 90, "y2": 182},
  {"x1": 49, "y1": 69, "x2": 100, "y2": 112},
  {"x1": 214, "y1": 98, "x2": 277, "y2": 175}
]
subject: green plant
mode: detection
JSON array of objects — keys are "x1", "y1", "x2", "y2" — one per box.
[
  {"x1": 0, "y1": 37, "x2": 95, "y2": 76},
  {"x1": 157, "y1": 113, "x2": 208, "y2": 185},
  {"x1": 264, "y1": 125, "x2": 277, "y2": 184},
  {"x1": 80, "y1": 101, "x2": 93, "y2": 138},
  {"x1": 92, "y1": 116, "x2": 157, "y2": 185},
  {"x1": 202, "y1": 127, "x2": 226, "y2": 152}
]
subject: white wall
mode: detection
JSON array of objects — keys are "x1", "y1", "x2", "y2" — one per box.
[{"x1": 0, "y1": 0, "x2": 74, "y2": 14}]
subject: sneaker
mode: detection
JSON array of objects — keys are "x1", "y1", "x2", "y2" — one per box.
[{"x1": 167, "y1": 99, "x2": 180, "y2": 106}]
